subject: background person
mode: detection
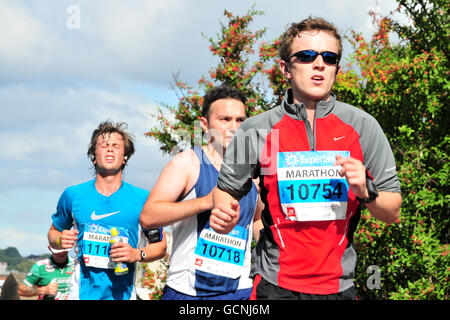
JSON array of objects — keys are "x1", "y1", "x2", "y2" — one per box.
[
  {"x1": 140, "y1": 85, "x2": 263, "y2": 300},
  {"x1": 18, "y1": 246, "x2": 74, "y2": 300},
  {"x1": 47, "y1": 121, "x2": 167, "y2": 300}
]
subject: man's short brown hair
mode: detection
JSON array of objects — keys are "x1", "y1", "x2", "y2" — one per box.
[
  {"x1": 87, "y1": 120, "x2": 135, "y2": 171},
  {"x1": 278, "y1": 17, "x2": 342, "y2": 61}
]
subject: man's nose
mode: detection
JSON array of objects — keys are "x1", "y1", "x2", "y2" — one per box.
[
  {"x1": 229, "y1": 119, "x2": 239, "y2": 131},
  {"x1": 313, "y1": 55, "x2": 325, "y2": 69}
]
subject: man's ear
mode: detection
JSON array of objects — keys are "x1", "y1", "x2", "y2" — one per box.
[
  {"x1": 279, "y1": 60, "x2": 291, "y2": 80},
  {"x1": 199, "y1": 116, "x2": 209, "y2": 133}
]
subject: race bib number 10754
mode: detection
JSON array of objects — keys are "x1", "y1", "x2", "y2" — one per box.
[{"x1": 277, "y1": 151, "x2": 350, "y2": 221}]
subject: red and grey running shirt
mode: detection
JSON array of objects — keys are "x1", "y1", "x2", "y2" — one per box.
[{"x1": 217, "y1": 89, "x2": 401, "y2": 295}]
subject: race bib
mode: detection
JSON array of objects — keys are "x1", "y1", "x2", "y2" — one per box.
[
  {"x1": 277, "y1": 151, "x2": 350, "y2": 221},
  {"x1": 193, "y1": 225, "x2": 248, "y2": 279},
  {"x1": 81, "y1": 223, "x2": 129, "y2": 269}
]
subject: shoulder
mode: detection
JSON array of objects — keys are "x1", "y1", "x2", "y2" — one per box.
[
  {"x1": 33, "y1": 258, "x2": 51, "y2": 269},
  {"x1": 170, "y1": 148, "x2": 200, "y2": 167},
  {"x1": 122, "y1": 182, "x2": 150, "y2": 199},
  {"x1": 56, "y1": 181, "x2": 94, "y2": 210},
  {"x1": 61, "y1": 180, "x2": 94, "y2": 198},
  {"x1": 164, "y1": 148, "x2": 201, "y2": 182},
  {"x1": 331, "y1": 100, "x2": 386, "y2": 138},
  {"x1": 147, "y1": 148, "x2": 201, "y2": 201},
  {"x1": 333, "y1": 100, "x2": 379, "y2": 125},
  {"x1": 241, "y1": 106, "x2": 284, "y2": 132}
]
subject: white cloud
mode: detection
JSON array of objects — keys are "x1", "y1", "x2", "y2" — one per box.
[
  {"x1": 0, "y1": 84, "x2": 164, "y2": 191},
  {"x1": 0, "y1": 1, "x2": 44, "y2": 61}
]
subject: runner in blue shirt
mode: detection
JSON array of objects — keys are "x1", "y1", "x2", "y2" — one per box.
[{"x1": 48, "y1": 121, "x2": 167, "y2": 300}]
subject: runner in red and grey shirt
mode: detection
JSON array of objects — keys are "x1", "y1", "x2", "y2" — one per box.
[{"x1": 210, "y1": 17, "x2": 402, "y2": 299}]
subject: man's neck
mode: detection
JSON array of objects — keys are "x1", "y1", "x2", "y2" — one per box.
[
  {"x1": 95, "y1": 172, "x2": 123, "y2": 196},
  {"x1": 51, "y1": 256, "x2": 69, "y2": 268},
  {"x1": 291, "y1": 92, "x2": 331, "y2": 132},
  {"x1": 202, "y1": 144, "x2": 224, "y2": 172}
]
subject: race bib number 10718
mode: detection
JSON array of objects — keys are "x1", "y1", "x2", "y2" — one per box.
[
  {"x1": 277, "y1": 151, "x2": 350, "y2": 221},
  {"x1": 193, "y1": 226, "x2": 247, "y2": 279}
]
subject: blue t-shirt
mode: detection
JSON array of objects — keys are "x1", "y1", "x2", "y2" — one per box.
[{"x1": 51, "y1": 179, "x2": 149, "y2": 300}]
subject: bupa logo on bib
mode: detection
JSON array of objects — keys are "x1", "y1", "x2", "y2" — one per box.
[{"x1": 277, "y1": 150, "x2": 350, "y2": 222}]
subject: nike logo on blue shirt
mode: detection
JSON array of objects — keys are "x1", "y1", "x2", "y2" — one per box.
[{"x1": 90, "y1": 210, "x2": 120, "y2": 220}]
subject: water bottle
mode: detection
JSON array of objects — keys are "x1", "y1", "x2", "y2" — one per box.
[{"x1": 109, "y1": 227, "x2": 128, "y2": 276}]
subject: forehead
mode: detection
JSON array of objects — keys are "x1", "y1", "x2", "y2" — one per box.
[
  {"x1": 208, "y1": 98, "x2": 246, "y2": 117},
  {"x1": 96, "y1": 132, "x2": 124, "y2": 145},
  {"x1": 291, "y1": 30, "x2": 339, "y2": 53}
]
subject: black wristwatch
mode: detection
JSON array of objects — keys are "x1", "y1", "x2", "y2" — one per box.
[
  {"x1": 139, "y1": 249, "x2": 146, "y2": 262},
  {"x1": 356, "y1": 175, "x2": 379, "y2": 204}
]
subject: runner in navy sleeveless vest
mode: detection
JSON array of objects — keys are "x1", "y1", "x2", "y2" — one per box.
[
  {"x1": 210, "y1": 18, "x2": 402, "y2": 300},
  {"x1": 140, "y1": 85, "x2": 263, "y2": 299},
  {"x1": 47, "y1": 121, "x2": 167, "y2": 300}
]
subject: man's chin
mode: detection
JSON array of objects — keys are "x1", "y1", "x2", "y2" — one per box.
[{"x1": 97, "y1": 166, "x2": 122, "y2": 178}]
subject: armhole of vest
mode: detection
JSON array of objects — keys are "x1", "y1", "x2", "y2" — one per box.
[{"x1": 177, "y1": 148, "x2": 202, "y2": 202}]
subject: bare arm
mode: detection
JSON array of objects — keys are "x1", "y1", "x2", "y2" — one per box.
[
  {"x1": 48, "y1": 224, "x2": 78, "y2": 250},
  {"x1": 110, "y1": 230, "x2": 168, "y2": 263},
  {"x1": 140, "y1": 150, "x2": 213, "y2": 229},
  {"x1": 141, "y1": 230, "x2": 167, "y2": 262},
  {"x1": 365, "y1": 191, "x2": 401, "y2": 224},
  {"x1": 18, "y1": 281, "x2": 58, "y2": 297}
]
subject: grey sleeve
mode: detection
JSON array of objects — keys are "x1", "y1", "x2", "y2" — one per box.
[
  {"x1": 217, "y1": 107, "x2": 284, "y2": 199},
  {"x1": 334, "y1": 101, "x2": 401, "y2": 193},
  {"x1": 357, "y1": 112, "x2": 401, "y2": 192},
  {"x1": 217, "y1": 121, "x2": 260, "y2": 200}
]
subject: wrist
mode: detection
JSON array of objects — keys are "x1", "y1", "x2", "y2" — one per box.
[
  {"x1": 136, "y1": 248, "x2": 142, "y2": 262},
  {"x1": 138, "y1": 248, "x2": 147, "y2": 262},
  {"x1": 56, "y1": 236, "x2": 62, "y2": 249},
  {"x1": 357, "y1": 187, "x2": 369, "y2": 199},
  {"x1": 356, "y1": 175, "x2": 379, "y2": 204},
  {"x1": 201, "y1": 194, "x2": 213, "y2": 211}
]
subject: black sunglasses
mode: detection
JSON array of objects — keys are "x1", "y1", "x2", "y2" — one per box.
[{"x1": 286, "y1": 50, "x2": 340, "y2": 65}]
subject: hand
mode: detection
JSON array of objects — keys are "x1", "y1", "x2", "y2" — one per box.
[
  {"x1": 110, "y1": 242, "x2": 139, "y2": 263},
  {"x1": 334, "y1": 155, "x2": 368, "y2": 198},
  {"x1": 46, "y1": 279, "x2": 58, "y2": 296},
  {"x1": 59, "y1": 229, "x2": 78, "y2": 249},
  {"x1": 210, "y1": 200, "x2": 240, "y2": 234}
]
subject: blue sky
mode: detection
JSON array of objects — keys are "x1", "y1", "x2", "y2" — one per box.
[{"x1": 0, "y1": 0, "x2": 402, "y2": 256}]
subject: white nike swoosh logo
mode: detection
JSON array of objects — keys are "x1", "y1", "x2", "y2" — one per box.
[
  {"x1": 91, "y1": 210, "x2": 120, "y2": 220},
  {"x1": 333, "y1": 136, "x2": 346, "y2": 141}
]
